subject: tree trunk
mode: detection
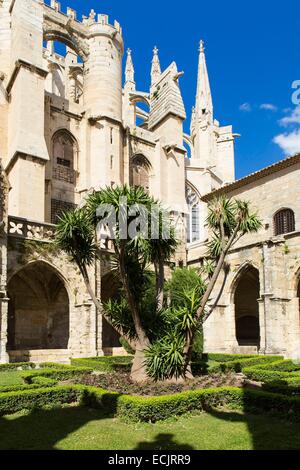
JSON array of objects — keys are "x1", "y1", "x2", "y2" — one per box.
[
  {"x1": 80, "y1": 265, "x2": 136, "y2": 350},
  {"x1": 156, "y1": 258, "x2": 165, "y2": 312},
  {"x1": 130, "y1": 340, "x2": 150, "y2": 383}
]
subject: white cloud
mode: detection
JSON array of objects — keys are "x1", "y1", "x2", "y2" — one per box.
[
  {"x1": 273, "y1": 129, "x2": 300, "y2": 154},
  {"x1": 279, "y1": 105, "x2": 300, "y2": 126},
  {"x1": 260, "y1": 103, "x2": 278, "y2": 112},
  {"x1": 239, "y1": 102, "x2": 252, "y2": 112}
]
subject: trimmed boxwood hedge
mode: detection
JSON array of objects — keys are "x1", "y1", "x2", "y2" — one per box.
[
  {"x1": 71, "y1": 356, "x2": 133, "y2": 373},
  {"x1": 0, "y1": 362, "x2": 36, "y2": 371},
  {"x1": 2, "y1": 384, "x2": 300, "y2": 423},
  {"x1": 22, "y1": 367, "x2": 93, "y2": 384},
  {"x1": 114, "y1": 387, "x2": 300, "y2": 423},
  {"x1": 208, "y1": 356, "x2": 283, "y2": 374},
  {"x1": 0, "y1": 386, "x2": 82, "y2": 416},
  {"x1": 0, "y1": 378, "x2": 57, "y2": 394},
  {"x1": 203, "y1": 354, "x2": 257, "y2": 363},
  {"x1": 258, "y1": 360, "x2": 300, "y2": 372}
]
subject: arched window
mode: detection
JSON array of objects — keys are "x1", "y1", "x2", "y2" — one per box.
[
  {"x1": 274, "y1": 209, "x2": 295, "y2": 236},
  {"x1": 130, "y1": 154, "x2": 151, "y2": 192},
  {"x1": 50, "y1": 130, "x2": 77, "y2": 224},
  {"x1": 52, "y1": 131, "x2": 77, "y2": 184},
  {"x1": 186, "y1": 185, "x2": 200, "y2": 243}
]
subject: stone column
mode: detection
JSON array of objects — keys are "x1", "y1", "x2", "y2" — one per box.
[
  {"x1": 257, "y1": 298, "x2": 266, "y2": 354},
  {"x1": 0, "y1": 297, "x2": 9, "y2": 363}
]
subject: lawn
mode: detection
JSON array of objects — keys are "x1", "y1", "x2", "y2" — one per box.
[
  {"x1": 1, "y1": 406, "x2": 300, "y2": 450},
  {"x1": 0, "y1": 371, "x2": 24, "y2": 387}
]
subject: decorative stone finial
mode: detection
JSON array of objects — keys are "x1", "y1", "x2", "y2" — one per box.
[
  {"x1": 89, "y1": 9, "x2": 96, "y2": 20},
  {"x1": 151, "y1": 46, "x2": 161, "y2": 86},
  {"x1": 125, "y1": 48, "x2": 135, "y2": 84},
  {"x1": 199, "y1": 40, "x2": 205, "y2": 53}
]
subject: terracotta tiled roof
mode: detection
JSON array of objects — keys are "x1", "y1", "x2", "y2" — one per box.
[{"x1": 202, "y1": 153, "x2": 300, "y2": 202}]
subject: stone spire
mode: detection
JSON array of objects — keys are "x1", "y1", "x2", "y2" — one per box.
[
  {"x1": 125, "y1": 48, "x2": 135, "y2": 84},
  {"x1": 151, "y1": 46, "x2": 161, "y2": 86},
  {"x1": 195, "y1": 40, "x2": 213, "y2": 123}
]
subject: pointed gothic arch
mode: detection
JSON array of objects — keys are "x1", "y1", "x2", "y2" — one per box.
[
  {"x1": 130, "y1": 154, "x2": 152, "y2": 192},
  {"x1": 49, "y1": 129, "x2": 78, "y2": 224},
  {"x1": 232, "y1": 264, "x2": 261, "y2": 346},
  {"x1": 7, "y1": 261, "x2": 70, "y2": 351}
]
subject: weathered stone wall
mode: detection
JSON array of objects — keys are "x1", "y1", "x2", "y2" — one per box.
[
  {"x1": 6, "y1": 239, "x2": 101, "y2": 361},
  {"x1": 199, "y1": 164, "x2": 300, "y2": 359}
]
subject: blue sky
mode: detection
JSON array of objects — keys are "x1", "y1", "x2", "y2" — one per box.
[{"x1": 49, "y1": 0, "x2": 300, "y2": 179}]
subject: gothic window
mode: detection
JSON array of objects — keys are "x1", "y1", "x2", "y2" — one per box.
[
  {"x1": 274, "y1": 209, "x2": 295, "y2": 236},
  {"x1": 52, "y1": 131, "x2": 77, "y2": 184},
  {"x1": 130, "y1": 154, "x2": 151, "y2": 192},
  {"x1": 186, "y1": 185, "x2": 200, "y2": 243}
]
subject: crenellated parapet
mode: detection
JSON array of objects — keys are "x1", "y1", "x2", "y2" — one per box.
[{"x1": 42, "y1": 1, "x2": 123, "y2": 61}]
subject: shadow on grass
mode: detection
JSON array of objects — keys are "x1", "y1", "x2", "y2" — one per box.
[
  {"x1": 134, "y1": 433, "x2": 194, "y2": 451},
  {"x1": 206, "y1": 407, "x2": 300, "y2": 450},
  {"x1": 0, "y1": 407, "x2": 107, "y2": 450},
  {"x1": 1, "y1": 403, "x2": 300, "y2": 450}
]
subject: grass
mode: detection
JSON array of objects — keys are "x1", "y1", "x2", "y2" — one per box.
[
  {"x1": 0, "y1": 371, "x2": 24, "y2": 387},
  {"x1": 1, "y1": 406, "x2": 300, "y2": 450}
]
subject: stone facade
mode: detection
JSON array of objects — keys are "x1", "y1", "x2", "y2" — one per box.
[
  {"x1": 1, "y1": 0, "x2": 293, "y2": 363},
  {"x1": 187, "y1": 156, "x2": 300, "y2": 359}
]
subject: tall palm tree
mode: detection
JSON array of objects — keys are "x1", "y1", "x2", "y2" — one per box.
[
  {"x1": 56, "y1": 185, "x2": 178, "y2": 382},
  {"x1": 183, "y1": 196, "x2": 262, "y2": 373}
]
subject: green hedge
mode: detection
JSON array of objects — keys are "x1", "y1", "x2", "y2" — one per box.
[
  {"x1": 263, "y1": 377, "x2": 300, "y2": 395},
  {"x1": 244, "y1": 366, "x2": 300, "y2": 382},
  {"x1": 203, "y1": 354, "x2": 257, "y2": 363},
  {"x1": 79, "y1": 385, "x2": 300, "y2": 422},
  {"x1": 209, "y1": 356, "x2": 282, "y2": 374},
  {"x1": 0, "y1": 386, "x2": 81, "y2": 416},
  {"x1": 22, "y1": 367, "x2": 93, "y2": 384},
  {"x1": 258, "y1": 360, "x2": 300, "y2": 372},
  {"x1": 0, "y1": 362, "x2": 36, "y2": 371},
  {"x1": 0, "y1": 378, "x2": 57, "y2": 394},
  {"x1": 71, "y1": 356, "x2": 133, "y2": 373},
  {"x1": 2, "y1": 383, "x2": 300, "y2": 422}
]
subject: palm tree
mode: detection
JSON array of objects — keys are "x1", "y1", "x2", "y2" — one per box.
[
  {"x1": 55, "y1": 185, "x2": 178, "y2": 382},
  {"x1": 183, "y1": 196, "x2": 262, "y2": 374}
]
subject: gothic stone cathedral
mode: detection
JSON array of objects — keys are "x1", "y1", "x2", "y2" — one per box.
[{"x1": 0, "y1": 0, "x2": 299, "y2": 363}]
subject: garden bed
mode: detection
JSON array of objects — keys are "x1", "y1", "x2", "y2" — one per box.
[
  {"x1": 1, "y1": 354, "x2": 299, "y2": 423},
  {"x1": 76, "y1": 371, "x2": 244, "y2": 396}
]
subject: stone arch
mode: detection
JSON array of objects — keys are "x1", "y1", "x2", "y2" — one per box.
[
  {"x1": 183, "y1": 134, "x2": 194, "y2": 159},
  {"x1": 7, "y1": 261, "x2": 70, "y2": 351},
  {"x1": 130, "y1": 154, "x2": 152, "y2": 192},
  {"x1": 129, "y1": 94, "x2": 150, "y2": 127},
  {"x1": 51, "y1": 129, "x2": 79, "y2": 171},
  {"x1": 232, "y1": 264, "x2": 261, "y2": 346},
  {"x1": 101, "y1": 272, "x2": 121, "y2": 349},
  {"x1": 43, "y1": 29, "x2": 89, "y2": 63}
]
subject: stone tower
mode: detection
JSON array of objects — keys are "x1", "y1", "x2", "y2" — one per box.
[
  {"x1": 83, "y1": 12, "x2": 124, "y2": 190},
  {"x1": 186, "y1": 41, "x2": 237, "y2": 243}
]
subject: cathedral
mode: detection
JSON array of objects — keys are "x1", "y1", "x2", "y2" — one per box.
[{"x1": 0, "y1": 0, "x2": 299, "y2": 363}]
